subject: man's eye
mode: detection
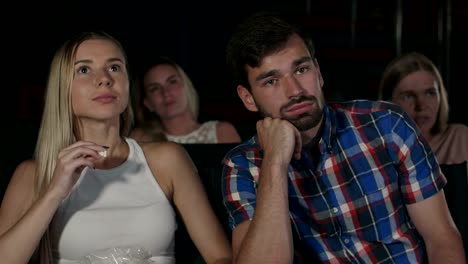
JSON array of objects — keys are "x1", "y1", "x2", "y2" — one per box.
[
  {"x1": 264, "y1": 79, "x2": 277, "y2": 86},
  {"x1": 296, "y1": 66, "x2": 308, "y2": 74},
  {"x1": 110, "y1": 64, "x2": 121, "y2": 72}
]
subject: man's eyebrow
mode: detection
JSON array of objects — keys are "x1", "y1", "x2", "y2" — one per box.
[
  {"x1": 255, "y1": 69, "x2": 279, "y2": 82},
  {"x1": 254, "y1": 56, "x2": 312, "y2": 82},
  {"x1": 292, "y1": 56, "x2": 312, "y2": 67}
]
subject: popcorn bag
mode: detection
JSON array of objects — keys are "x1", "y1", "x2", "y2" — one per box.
[{"x1": 78, "y1": 246, "x2": 173, "y2": 264}]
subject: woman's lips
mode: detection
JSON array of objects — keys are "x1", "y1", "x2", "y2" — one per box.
[
  {"x1": 93, "y1": 95, "x2": 116, "y2": 103},
  {"x1": 413, "y1": 113, "x2": 435, "y2": 127},
  {"x1": 414, "y1": 116, "x2": 430, "y2": 125}
]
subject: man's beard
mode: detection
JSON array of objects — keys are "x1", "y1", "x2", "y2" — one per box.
[{"x1": 256, "y1": 95, "x2": 323, "y2": 131}]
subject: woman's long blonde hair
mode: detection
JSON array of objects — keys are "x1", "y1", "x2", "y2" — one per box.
[{"x1": 33, "y1": 31, "x2": 133, "y2": 262}]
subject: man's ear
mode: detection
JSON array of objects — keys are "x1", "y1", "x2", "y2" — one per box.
[{"x1": 237, "y1": 85, "x2": 258, "y2": 112}]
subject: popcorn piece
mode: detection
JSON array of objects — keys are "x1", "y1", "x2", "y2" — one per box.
[{"x1": 98, "y1": 150, "x2": 108, "y2": 158}]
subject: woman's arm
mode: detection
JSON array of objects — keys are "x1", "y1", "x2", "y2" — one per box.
[
  {"x1": 0, "y1": 160, "x2": 61, "y2": 264},
  {"x1": 0, "y1": 142, "x2": 106, "y2": 264},
  {"x1": 145, "y1": 142, "x2": 232, "y2": 264}
]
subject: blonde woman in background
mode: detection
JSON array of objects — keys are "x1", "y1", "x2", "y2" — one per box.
[
  {"x1": 131, "y1": 56, "x2": 241, "y2": 144},
  {"x1": 379, "y1": 51, "x2": 468, "y2": 167},
  {"x1": 0, "y1": 31, "x2": 231, "y2": 263}
]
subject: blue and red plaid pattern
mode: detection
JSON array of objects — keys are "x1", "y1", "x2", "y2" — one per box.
[{"x1": 222, "y1": 100, "x2": 446, "y2": 263}]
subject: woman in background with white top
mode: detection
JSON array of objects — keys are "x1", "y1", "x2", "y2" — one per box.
[{"x1": 131, "y1": 56, "x2": 241, "y2": 144}]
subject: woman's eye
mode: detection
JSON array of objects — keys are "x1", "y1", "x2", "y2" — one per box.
[
  {"x1": 402, "y1": 94, "x2": 414, "y2": 101},
  {"x1": 77, "y1": 66, "x2": 89, "y2": 74},
  {"x1": 426, "y1": 90, "x2": 437, "y2": 97},
  {"x1": 148, "y1": 85, "x2": 160, "y2": 93}
]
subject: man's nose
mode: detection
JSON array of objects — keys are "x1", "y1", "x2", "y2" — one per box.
[{"x1": 284, "y1": 75, "x2": 304, "y2": 98}]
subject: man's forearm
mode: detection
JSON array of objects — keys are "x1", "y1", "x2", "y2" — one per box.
[{"x1": 235, "y1": 159, "x2": 294, "y2": 264}]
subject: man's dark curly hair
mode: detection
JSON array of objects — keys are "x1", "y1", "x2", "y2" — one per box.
[{"x1": 226, "y1": 11, "x2": 315, "y2": 91}]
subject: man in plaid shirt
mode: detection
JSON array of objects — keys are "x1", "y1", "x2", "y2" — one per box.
[{"x1": 222, "y1": 12, "x2": 465, "y2": 263}]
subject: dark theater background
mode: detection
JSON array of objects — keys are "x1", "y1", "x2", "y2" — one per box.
[{"x1": 2, "y1": 0, "x2": 467, "y2": 195}]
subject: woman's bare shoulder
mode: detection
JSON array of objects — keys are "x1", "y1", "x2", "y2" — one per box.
[
  {"x1": 0, "y1": 160, "x2": 37, "y2": 217},
  {"x1": 8, "y1": 160, "x2": 37, "y2": 191},
  {"x1": 12, "y1": 160, "x2": 37, "y2": 179},
  {"x1": 445, "y1": 123, "x2": 468, "y2": 139},
  {"x1": 140, "y1": 141, "x2": 190, "y2": 162},
  {"x1": 448, "y1": 123, "x2": 468, "y2": 131},
  {"x1": 216, "y1": 121, "x2": 242, "y2": 143},
  {"x1": 138, "y1": 141, "x2": 195, "y2": 199}
]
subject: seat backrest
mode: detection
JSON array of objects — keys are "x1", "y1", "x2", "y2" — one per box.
[
  {"x1": 173, "y1": 143, "x2": 238, "y2": 263},
  {"x1": 182, "y1": 143, "x2": 237, "y2": 236},
  {"x1": 440, "y1": 161, "x2": 468, "y2": 254}
]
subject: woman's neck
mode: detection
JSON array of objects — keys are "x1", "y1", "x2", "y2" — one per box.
[
  {"x1": 162, "y1": 113, "x2": 200, "y2": 136},
  {"x1": 421, "y1": 130, "x2": 434, "y2": 145},
  {"x1": 76, "y1": 119, "x2": 128, "y2": 169},
  {"x1": 93, "y1": 136, "x2": 128, "y2": 170}
]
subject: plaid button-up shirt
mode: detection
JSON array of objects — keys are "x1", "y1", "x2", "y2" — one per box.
[{"x1": 222, "y1": 100, "x2": 446, "y2": 263}]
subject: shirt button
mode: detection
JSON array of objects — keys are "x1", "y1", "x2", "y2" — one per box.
[
  {"x1": 332, "y1": 207, "x2": 339, "y2": 213},
  {"x1": 344, "y1": 238, "x2": 350, "y2": 244}
]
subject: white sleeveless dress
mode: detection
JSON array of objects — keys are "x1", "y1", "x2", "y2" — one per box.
[
  {"x1": 49, "y1": 137, "x2": 177, "y2": 263},
  {"x1": 165, "y1": 120, "x2": 218, "y2": 143}
]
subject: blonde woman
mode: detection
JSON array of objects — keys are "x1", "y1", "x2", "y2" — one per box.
[
  {"x1": 131, "y1": 56, "x2": 241, "y2": 144},
  {"x1": 379, "y1": 52, "x2": 468, "y2": 167},
  {"x1": 0, "y1": 32, "x2": 231, "y2": 263}
]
